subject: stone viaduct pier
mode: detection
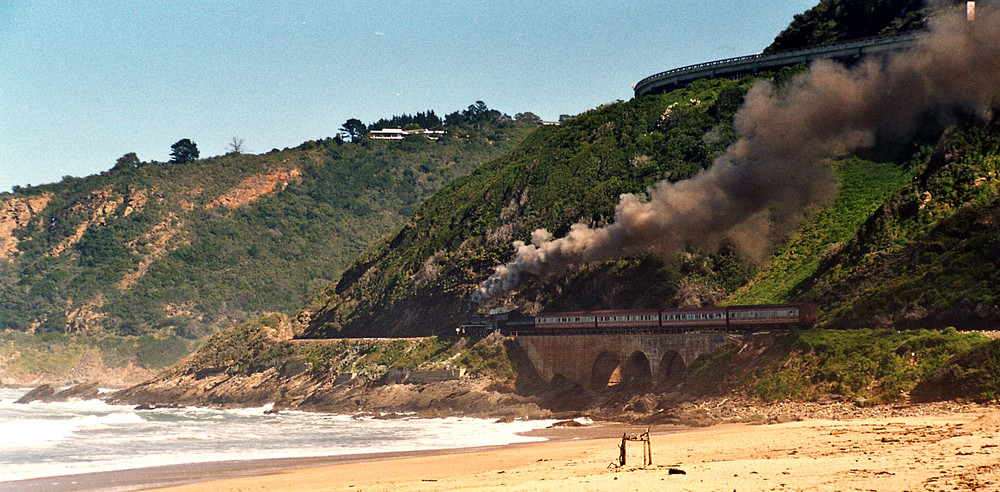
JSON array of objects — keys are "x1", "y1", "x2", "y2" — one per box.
[{"x1": 516, "y1": 333, "x2": 738, "y2": 391}]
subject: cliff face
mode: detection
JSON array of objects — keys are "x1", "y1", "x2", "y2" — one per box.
[{"x1": 0, "y1": 194, "x2": 51, "y2": 261}]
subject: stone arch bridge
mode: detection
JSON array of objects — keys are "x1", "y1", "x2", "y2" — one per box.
[{"x1": 516, "y1": 333, "x2": 738, "y2": 391}]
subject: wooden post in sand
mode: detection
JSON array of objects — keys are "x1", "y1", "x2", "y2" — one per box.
[
  {"x1": 619, "y1": 434, "x2": 627, "y2": 467},
  {"x1": 643, "y1": 429, "x2": 652, "y2": 466},
  {"x1": 618, "y1": 429, "x2": 653, "y2": 467}
]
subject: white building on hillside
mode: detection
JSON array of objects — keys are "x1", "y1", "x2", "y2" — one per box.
[{"x1": 369, "y1": 128, "x2": 447, "y2": 141}]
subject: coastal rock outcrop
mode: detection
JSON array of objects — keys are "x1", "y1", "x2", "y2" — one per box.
[
  {"x1": 14, "y1": 384, "x2": 55, "y2": 404},
  {"x1": 13, "y1": 382, "x2": 102, "y2": 404},
  {"x1": 108, "y1": 367, "x2": 551, "y2": 420},
  {"x1": 46, "y1": 381, "x2": 101, "y2": 402}
]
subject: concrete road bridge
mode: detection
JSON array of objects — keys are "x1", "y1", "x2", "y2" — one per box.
[
  {"x1": 633, "y1": 33, "x2": 921, "y2": 97},
  {"x1": 516, "y1": 332, "x2": 739, "y2": 391}
]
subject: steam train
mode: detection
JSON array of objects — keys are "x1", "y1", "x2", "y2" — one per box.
[{"x1": 460, "y1": 304, "x2": 817, "y2": 336}]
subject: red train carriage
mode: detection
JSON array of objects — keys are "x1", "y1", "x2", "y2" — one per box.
[
  {"x1": 659, "y1": 306, "x2": 729, "y2": 330},
  {"x1": 726, "y1": 304, "x2": 816, "y2": 328},
  {"x1": 594, "y1": 309, "x2": 661, "y2": 330},
  {"x1": 533, "y1": 311, "x2": 598, "y2": 333}
]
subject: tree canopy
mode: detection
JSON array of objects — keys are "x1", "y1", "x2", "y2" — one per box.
[
  {"x1": 113, "y1": 152, "x2": 141, "y2": 170},
  {"x1": 170, "y1": 139, "x2": 200, "y2": 163},
  {"x1": 340, "y1": 119, "x2": 368, "y2": 143}
]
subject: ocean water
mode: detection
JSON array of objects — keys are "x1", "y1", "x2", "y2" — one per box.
[{"x1": 0, "y1": 387, "x2": 555, "y2": 483}]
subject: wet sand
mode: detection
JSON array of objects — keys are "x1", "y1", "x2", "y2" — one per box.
[{"x1": 9, "y1": 409, "x2": 1000, "y2": 492}]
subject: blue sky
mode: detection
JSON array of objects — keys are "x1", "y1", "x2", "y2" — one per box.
[{"x1": 0, "y1": 1, "x2": 817, "y2": 192}]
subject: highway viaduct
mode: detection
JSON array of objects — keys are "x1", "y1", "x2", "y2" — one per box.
[
  {"x1": 516, "y1": 332, "x2": 738, "y2": 391},
  {"x1": 633, "y1": 33, "x2": 921, "y2": 97}
]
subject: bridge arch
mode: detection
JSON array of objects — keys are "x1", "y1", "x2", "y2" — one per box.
[
  {"x1": 591, "y1": 351, "x2": 622, "y2": 389},
  {"x1": 657, "y1": 350, "x2": 686, "y2": 387},
  {"x1": 516, "y1": 333, "x2": 734, "y2": 391},
  {"x1": 622, "y1": 351, "x2": 652, "y2": 390}
]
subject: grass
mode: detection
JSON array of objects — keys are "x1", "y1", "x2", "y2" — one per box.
[
  {"x1": 913, "y1": 338, "x2": 1000, "y2": 402},
  {"x1": 730, "y1": 155, "x2": 922, "y2": 305},
  {"x1": 685, "y1": 328, "x2": 989, "y2": 404},
  {"x1": 754, "y1": 329, "x2": 986, "y2": 403}
]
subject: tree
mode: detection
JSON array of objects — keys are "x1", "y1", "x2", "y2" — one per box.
[
  {"x1": 514, "y1": 112, "x2": 542, "y2": 125},
  {"x1": 340, "y1": 119, "x2": 368, "y2": 142},
  {"x1": 463, "y1": 101, "x2": 489, "y2": 121},
  {"x1": 170, "y1": 139, "x2": 199, "y2": 163},
  {"x1": 444, "y1": 111, "x2": 464, "y2": 126},
  {"x1": 113, "y1": 152, "x2": 141, "y2": 170},
  {"x1": 227, "y1": 137, "x2": 246, "y2": 154}
]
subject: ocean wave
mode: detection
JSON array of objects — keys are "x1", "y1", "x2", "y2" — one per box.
[
  {"x1": 0, "y1": 388, "x2": 557, "y2": 484},
  {"x1": 0, "y1": 411, "x2": 144, "y2": 450}
]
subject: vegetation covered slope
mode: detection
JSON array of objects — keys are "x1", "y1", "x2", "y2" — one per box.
[
  {"x1": 303, "y1": 77, "x2": 764, "y2": 337},
  {"x1": 0, "y1": 105, "x2": 535, "y2": 343},
  {"x1": 765, "y1": 0, "x2": 962, "y2": 52},
  {"x1": 304, "y1": 73, "x2": 1000, "y2": 339},
  {"x1": 685, "y1": 328, "x2": 988, "y2": 405}
]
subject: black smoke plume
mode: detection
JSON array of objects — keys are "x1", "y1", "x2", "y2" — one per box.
[{"x1": 473, "y1": 7, "x2": 1000, "y2": 305}]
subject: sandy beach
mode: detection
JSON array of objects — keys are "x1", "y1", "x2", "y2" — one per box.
[
  {"x1": 7, "y1": 403, "x2": 998, "y2": 492},
  {"x1": 135, "y1": 405, "x2": 1000, "y2": 492}
]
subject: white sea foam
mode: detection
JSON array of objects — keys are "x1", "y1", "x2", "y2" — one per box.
[
  {"x1": 0, "y1": 417, "x2": 84, "y2": 448},
  {"x1": 0, "y1": 411, "x2": 144, "y2": 449},
  {"x1": 0, "y1": 388, "x2": 556, "y2": 483}
]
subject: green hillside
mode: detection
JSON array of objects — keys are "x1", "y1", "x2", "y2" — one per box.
[
  {"x1": 0, "y1": 104, "x2": 535, "y2": 347},
  {"x1": 304, "y1": 77, "x2": 763, "y2": 337},
  {"x1": 303, "y1": 2, "x2": 1000, "y2": 338},
  {"x1": 765, "y1": 0, "x2": 960, "y2": 51}
]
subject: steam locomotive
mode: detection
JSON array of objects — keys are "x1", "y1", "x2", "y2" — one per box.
[{"x1": 460, "y1": 304, "x2": 817, "y2": 336}]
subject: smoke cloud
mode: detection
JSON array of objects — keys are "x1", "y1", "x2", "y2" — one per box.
[{"x1": 473, "y1": 7, "x2": 1000, "y2": 305}]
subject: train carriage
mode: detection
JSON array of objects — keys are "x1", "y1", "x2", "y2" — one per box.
[
  {"x1": 594, "y1": 309, "x2": 661, "y2": 330},
  {"x1": 659, "y1": 306, "x2": 729, "y2": 331},
  {"x1": 533, "y1": 311, "x2": 598, "y2": 334},
  {"x1": 726, "y1": 304, "x2": 816, "y2": 328},
  {"x1": 464, "y1": 303, "x2": 816, "y2": 337}
]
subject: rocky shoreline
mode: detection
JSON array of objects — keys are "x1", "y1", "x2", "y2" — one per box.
[
  {"x1": 15, "y1": 372, "x2": 995, "y2": 432},
  {"x1": 12, "y1": 325, "x2": 996, "y2": 426}
]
